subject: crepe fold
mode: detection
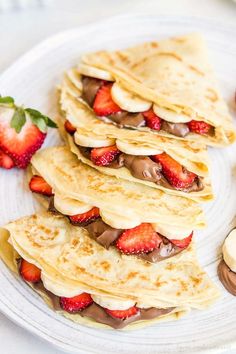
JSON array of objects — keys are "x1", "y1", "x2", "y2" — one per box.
[
  {"x1": 31, "y1": 146, "x2": 206, "y2": 229},
  {"x1": 59, "y1": 77, "x2": 213, "y2": 202},
  {"x1": 0, "y1": 213, "x2": 219, "y2": 329},
  {"x1": 76, "y1": 33, "x2": 235, "y2": 146}
]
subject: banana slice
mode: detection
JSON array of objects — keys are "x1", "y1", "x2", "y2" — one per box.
[
  {"x1": 54, "y1": 194, "x2": 93, "y2": 216},
  {"x1": 111, "y1": 82, "x2": 152, "y2": 112},
  {"x1": 91, "y1": 294, "x2": 135, "y2": 310},
  {"x1": 152, "y1": 223, "x2": 192, "y2": 240},
  {"x1": 74, "y1": 130, "x2": 115, "y2": 148},
  {"x1": 100, "y1": 210, "x2": 140, "y2": 229},
  {"x1": 223, "y1": 229, "x2": 236, "y2": 272},
  {"x1": 116, "y1": 139, "x2": 163, "y2": 156},
  {"x1": 153, "y1": 105, "x2": 192, "y2": 123},
  {"x1": 41, "y1": 273, "x2": 85, "y2": 297},
  {"x1": 77, "y1": 63, "x2": 114, "y2": 81}
]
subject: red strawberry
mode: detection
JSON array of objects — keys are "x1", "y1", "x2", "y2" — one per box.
[
  {"x1": 29, "y1": 175, "x2": 53, "y2": 196},
  {"x1": 105, "y1": 306, "x2": 139, "y2": 319},
  {"x1": 69, "y1": 207, "x2": 100, "y2": 225},
  {"x1": 0, "y1": 149, "x2": 14, "y2": 169},
  {"x1": 170, "y1": 232, "x2": 193, "y2": 248},
  {"x1": 20, "y1": 259, "x2": 41, "y2": 283},
  {"x1": 188, "y1": 120, "x2": 211, "y2": 135},
  {"x1": 93, "y1": 84, "x2": 122, "y2": 116},
  {"x1": 116, "y1": 223, "x2": 162, "y2": 255},
  {"x1": 91, "y1": 145, "x2": 120, "y2": 166},
  {"x1": 60, "y1": 293, "x2": 93, "y2": 313},
  {"x1": 143, "y1": 109, "x2": 162, "y2": 131},
  {"x1": 153, "y1": 153, "x2": 197, "y2": 189},
  {"x1": 0, "y1": 119, "x2": 46, "y2": 169},
  {"x1": 64, "y1": 120, "x2": 76, "y2": 135}
]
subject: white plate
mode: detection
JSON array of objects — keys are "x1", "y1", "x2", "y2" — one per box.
[{"x1": 0, "y1": 15, "x2": 236, "y2": 354}]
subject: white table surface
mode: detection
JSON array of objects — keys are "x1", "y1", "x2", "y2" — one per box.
[{"x1": 0, "y1": 0, "x2": 236, "y2": 353}]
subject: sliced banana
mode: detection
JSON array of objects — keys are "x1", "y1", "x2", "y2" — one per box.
[
  {"x1": 74, "y1": 130, "x2": 115, "y2": 148},
  {"x1": 54, "y1": 193, "x2": 93, "y2": 216},
  {"x1": 152, "y1": 223, "x2": 192, "y2": 240},
  {"x1": 116, "y1": 139, "x2": 163, "y2": 156},
  {"x1": 41, "y1": 273, "x2": 85, "y2": 297},
  {"x1": 77, "y1": 63, "x2": 114, "y2": 81},
  {"x1": 223, "y1": 229, "x2": 236, "y2": 272},
  {"x1": 111, "y1": 82, "x2": 152, "y2": 112},
  {"x1": 91, "y1": 294, "x2": 135, "y2": 310},
  {"x1": 100, "y1": 210, "x2": 140, "y2": 229},
  {"x1": 153, "y1": 105, "x2": 192, "y2": 123}
]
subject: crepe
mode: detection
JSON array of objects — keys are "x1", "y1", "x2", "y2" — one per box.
[
  {"x1": 30, "y1": 146, "x2": 206, "y2": 229},
  {"x1": 0, "y1": 213, "x2": 220, "y2": 329},
  {"x1": 60, "y1": 70, "x2": 211, "y2": 179},
  {"x1": 75, "y1": 33, "x2": 236, "y2": 146},
  {"x1": 58, "y1": 114, "x2": 213, "y2": 203}
]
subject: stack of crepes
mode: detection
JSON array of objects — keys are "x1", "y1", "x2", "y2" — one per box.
[{"x1": 1, "y1": 33, "x2": 236, "y2": 330}]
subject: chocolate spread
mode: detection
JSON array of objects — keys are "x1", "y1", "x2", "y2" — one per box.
[
  {"x1": 85, "y1": 219, "x2": 123, "y2": 249},
  {"x1": 31, "y1": 281, "x2": 175, "y2": 329},
  {"x1": 47, "y1": 199, "x2": 187, "y2": 263},
  {"x1": 76, "y1": 144, "x2": 203, "y2": 193},
  {"x1": 81, "y1": 76, "x2": 103, "y2": 106},
  {"x1": 218, "y1": 259, "x2": 236, "y2": 296},
  {"x1": 161, "y1": 121, "x2": 190, "y2": 138},
  {"x1": 109, "y1": 112, "x2": 146, "y2": 128},
  {"x1": 81, "y1": 76, "x2": 215, "y2": 138}
]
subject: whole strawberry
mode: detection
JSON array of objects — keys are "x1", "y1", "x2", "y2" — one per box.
[{"x1": 0, "y1": 95, "x2": 57, "y2": 169}]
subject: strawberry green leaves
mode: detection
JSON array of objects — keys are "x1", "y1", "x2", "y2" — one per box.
[
  {"x1": 10, "y1": 107, "x2": 26, "y2": 133},
  {"x1": 0, "y1": 95, "x2": 57, "y2": 133}
]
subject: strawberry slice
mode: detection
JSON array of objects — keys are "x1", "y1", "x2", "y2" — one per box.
[
  {"x1": 69, "y1": 207, "x2": 100, "y2": 225},
  {"x1": 64, "y1": 120, "x2": 76, "y2": 135},
  {"x1": 188, "y1": 120, "x2": 211, "y2": 135},
  {"x1": 29, "y1": 175, "x2": 53, "y2": 196},
  {"x1": 91, "y1": 145, "x2": 120, "y2": 166},
  {"x1": 93, "y1": 84, "x2": 122, "y2": 116},
  {"x1": 170, "y1": 232, "x2": 193, "y2": 248},
  {"x1": 153, "y1": 153, "x2": 197, "y2": 189},
  {"x1": 0, "y1": 120, "x2": 46, "y2": 168},
  {"x1": 116, "y1": 223, "x2": 162, "y2": 255},
  {"x1": 0, "y1": 149, "x2": 15, "y2": 169},
  {"x1": 60, "y1": 293, "x2": 93, "y2": 313},
  {"x1": 105, "y1": 306, "x2": 139, "y2": 319},
  {"x1": 143, "y1": 109, "x2": 162, "y2": 131},
  {"x1": 20, "y1": 259, "x2": 41, "y2": 283}
]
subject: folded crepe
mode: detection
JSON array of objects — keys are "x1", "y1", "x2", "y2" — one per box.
[
  {"x1": 0, "y1": 212, "x2": 220, "y2": 329},
  {"x1": 59, "y1": 77, "x2": 213, "y2": 203},
  {"x1": 29, "y1": 146, "x2": 206, "y2": 263},
  {"x1": 73, "y1": 33, "x2": 236, "y2": 146}
]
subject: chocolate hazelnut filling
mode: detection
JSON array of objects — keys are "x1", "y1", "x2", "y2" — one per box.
[
  {"x1": 81, "y1": 76, "x2": 213, "y2": 138},
  {"x1": 29, "y1": 280, "x2": 175, "y2": 329},
  {"x1": 77, "y1": 145, "x2": 203, "y2": 193},
  {"x1": 218, "y1": 259, "x2": 236, "y2": 296},
  {"x1": 48, "y1": 197, "x2": 186, "y2": 263}
]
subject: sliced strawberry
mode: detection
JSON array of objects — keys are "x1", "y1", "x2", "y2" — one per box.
[
  {"x1": 0, "y1": 119, "x2": 46, "y2": 169},
  {"x1": 64, "y1": 120, "x2": 76, "y2": 135},
  {"x1": 0, "y1": 149, "x2": 15, "y2": 169},
  {"x1": 105, "y1": 306, "x2": 139, "y2": 319},
  {"x1": 93, "y1": 83, "x2": 122, "y2": 116},
  {"x1": 91, "y1": 145, "x2": 120, "y2": 166},
  {"x1": 188, "y1": 120, "x2": 211, "y2": 135},
  {"x1": 69, "y1": 207, "x2": 100, "y2": 225},
  {"x1": 20, "y1": 259, "x2": 41, "y2": 283},
  {"x1": 170, "y1": 232, "x2": 193, "y2": 248},
  {"x1": 60, "y1": 293, "x2": 93, "y2": 313},
  {"x1": 153, "y1": 153, "x2": 197, "y2": 189},
  {"x1": 143, "y1": 109, "x2": 162, "y2": 131},
  {"x1": 116, "y1": 223, "x2": 162, "y2": 255},
  {"x1": 29, "y1": 175, "x2": 53, "y2": 196}
]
